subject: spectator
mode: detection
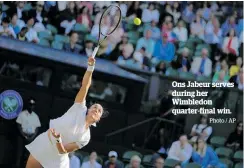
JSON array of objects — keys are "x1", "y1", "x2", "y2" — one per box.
[
  {"x1": 8, "y1": 1, "x2": 26, "y2": 20},
  {"x1": 152, "y1": 33, "x2": 175, "y2": 62},
  {"x1": 75, "y1": 2, "x2": 93, "y2": 15},
  {"x1": 10, "y1": 13, "x2": 21, "y2": 35},
  {"x1": 63, "y1": 31, "x2": 81, "y2": 54},
  {"x1": 76, "y1": 6, "x2": 92, "y2": 29},
  {"x1": 97, "y1": 36, "x2": 116, "y2": 58},
  {"x1": 109, "y1": 23, "x2": 124, "y2": 45},
  {"x1": 110, "y1": 33, "x2": 134, "y2": 62},
  {"x1": 81, "y1": 40, "x2": 94, "y2": 57},
  {"x1": 182, "y1": 3, "x2": 195, "y2": 24},
  {"x1": 189, "y1": 115, "x2": 213, "y2": 143},
  {"x1": 176, "y1": 47, "x2": 191, "y2": 72},
  {"x1": 229, "y1": 57, "x2": 243, "y2": 77},
  {"x1": 81, "y1": 151, "x2": 102, "y2": 168},
  {"x1": 222, "y1": 28, "x2": 239, "y2": 56},
  {"x1": 221, "y1": 16, "x2": 237, "y2": 36},
  {"x1": 144, "y1": 20, "x2": 161, "y2": 41},
  {"x1": 69, "y1": 152, "x2": 81, "y2": 168},
  {"x1": 125, "y1": 155, "x2": 142, "y2": 168},
  {"x1": 163, "y1": 22, "x2": 177, "y2": 43},
  {"x1": 190, "y1": 15, "x2": 205, "y2": 40},
  {"x1": 169, "y1": 2, "x2": 181, "y2": 25},
  {"x1": 16, "y1": 99, "x2": 41, "y2": 166},
  {"x1": 136, "y1": 29, "x2": 155, "y2": 58},
  {"x1": 155, "y1": 61, "x2": 166, "y2": 74},
  {"x1": 103, "y1": 151, "x2": 123, "y2": 168},
  {"x1": 29, "y1": 1, "x2": 48, "y2": 32},
  {"x1": 190, "y1": 48, "x2": 212, "y2": 77},
  {"x1": 141, "y1": 3, "x2": 160, "y2": 23},
  {"x1": 25, "y1": 16, "x2": 40, "y2": 43},
  {"x1": 91, "y1": 13, "x2": 110, "y2": 38},
  {"x1": 192, "y1": 138, "x2": 226, "y2": 168},
  {"x1": 173, "y1": 20, "x2": 188, "y2": 42},
  {"x1": 174, "y1": 164, "x2": 181, "y2": 168},
  {"x1": 229, "y1": 67, "x2": 243, "y2": 90},
  {"x1": 225, "y1": 121, "x2": 243, "y2": 150},
  {"x1": 17, "y1": 27, "x2": 28, "y2": 41},
  {"x1": 131, "y1": 47, "x2": 151, "y2": 70},
  {"x1": 212, "y1": 69, "x2": 229, "y2": 83},
  {"x1": 214, "y1": 58, "x2": 229, "y2": 73},
  {"x1": 154, "y1": 157, "x2": 164, "y2": 168},
  {"x1": 0, "y1": 17, "x2": 16, "y2": 38},
  {"x1": 167, "y1": 134, "x2": 192, "y2": 167},
  {"x1": 60, "y1": 1, "x2": 77, "y2": 35},
  {"x1": 202, "y1": 2, "x2": 212, "y2": 21},
  {"x1": 126, "y1": 1, "x2": 142, "y2": 20}
]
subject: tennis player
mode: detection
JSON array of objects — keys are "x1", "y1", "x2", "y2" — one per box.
[{"x1": 26, "y1": 56, "x2": 105, "y2": 168}]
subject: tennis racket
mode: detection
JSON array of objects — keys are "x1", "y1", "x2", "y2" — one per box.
[{"x1": 91, "y1": 5, "x2": 122, "y2": 58}]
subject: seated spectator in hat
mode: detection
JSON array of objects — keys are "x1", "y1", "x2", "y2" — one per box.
[
  {"x1": 141, "y1": 2, "x2": 159, "y2": 23},
  {"x1": 182, "y1": 3, "x2": 195, "y2": 24},
  {"x1": 189, "y1": 115, "x2": 213, "y2": 143},
  {"x1": 229, "y1": 67, "x2": 243, "y2": 90},
  {"x1": 173, "y1": 20, "x2": 188, "y2": 42},
  {"x1": 221, "y1": 16, "x2": 237, "y2": 36},
  {"x1": 0, "y1": 17, "x2": 16, "y2": 38},
  {"x1": 176, "y1": 47, "x2": 191, "y2": 72},
  {"x1": 154, "y1": 156, "x2": 164, "y2": 168},
  {"x1": 222, "y1": 28, "x2": 239, "y2": 56},
  {"x1": 29, "y1": 1, "x2": 48, "y2": 32},
  {"x1": 25, "y1": 16, "x2": 40, "y2": 43},
  {"x1": 192, "y1": 138, "x2": 227, "y2": 168},
  {"x1": 167, "y1": 134, "x2": 192, "y2": 167},
  {"x1": 225, "y1": 121, "x2": 243, "y2": 150},
  {"x1": 104, "y1": 151, "x2": 123, "y2": 168},
  {"x1": 152, "y1": 33, "x2": 175, "y2": 62},
  {"x1": 63, "y1": 31, "x2": 81, "y2": 54},
  {"x1": 17, "y1": 27, "x2": 28, "y2": 41},
  {"x1": 60, "y1": 1, "x2": 77, "y2": 35},
  {"x1": 229, "y1": 57, "x2": 243, "y2": 77},
  {"x1": 81, "y1": 40, "x2": 94, "y2": 57},
  {"x1": 76, "y1": 6, "x2": 92, "y2": 29},
  {"x1": 136, "y1": 29, "x2": 155, "y2": 58},
  {"x1": 82, "y1": 151, "x2": 101, "y2": 168},
  {"x1": 69, "y1": 152, "x2": 80, "y2": 168},
  {"x1": 190, "y1": 48, "x2": 212, "y2": 77},
  {"x1": 125, "y1": 155, "x2": 142, "y2": 168},
  {"x1": 10, "y1": 13, "x2": 21, "y2": 35},
  {"x1": 144, "y1": 20, "x2": 161, "y2": 41},
  {"x1": 212, "y1": 70, "x2": 230, "y2": 84}
]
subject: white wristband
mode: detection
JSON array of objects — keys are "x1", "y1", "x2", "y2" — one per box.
[
  {"x1": 55, "y1": 136, "x2": 62, "y2": 143},
  {"x1": 87, "y1": 65, "x2": 95, "y2": 72}
]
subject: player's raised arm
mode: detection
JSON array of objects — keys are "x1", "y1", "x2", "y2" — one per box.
[{"x1": 75, "y1": 57, "x2": 95, "y2": 103}]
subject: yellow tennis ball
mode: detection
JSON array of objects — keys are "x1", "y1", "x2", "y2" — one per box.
[{"x1": 134, "y1": 17, "x2": 141, "y2": 26}]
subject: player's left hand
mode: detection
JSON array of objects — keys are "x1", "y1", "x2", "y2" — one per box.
[
  {"x1": 88, "y1": 57, "x2": 96, "y2": 66},
  {"x1": 50, "y1": 128, "x2": 61, "y2": 138}
]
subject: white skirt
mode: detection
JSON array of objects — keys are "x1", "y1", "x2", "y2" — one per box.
[{"x1": 25, "y1": 131, "x2": 69, "y2": 168}]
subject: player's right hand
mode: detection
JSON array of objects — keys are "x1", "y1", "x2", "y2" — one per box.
[{"x1": 88, "y1": 57, "x2": 96, "y2": 66}]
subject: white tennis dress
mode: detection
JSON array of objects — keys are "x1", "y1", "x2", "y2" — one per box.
[{"x1": 26, "y1": 101, "x2": 91, "y2": 168}]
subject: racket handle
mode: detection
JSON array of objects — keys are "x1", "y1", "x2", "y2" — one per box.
[{"x1": 91, "y1": 46, "x2": 99, "y2": 58}]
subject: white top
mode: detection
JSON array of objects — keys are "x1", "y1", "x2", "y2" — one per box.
[
  {"x1": 26, "y1": 28, "x2": 40, "y2": 43},
  {"x1": 191, "y1": 124, "x2": 213, "y2": 141},
  {"x1": 0, "y1": 26, "x2": 16, "y2": 38},
  {"x1": 49, "y1": 102, "x2": 90, "y2": 149},
  {"x1": 173, "y1": 27, "x2": 188, "y2": 42},
  {"x1": 16, "y1": 110, "x2": 41, "y2": 134},
  {"x1": 69, "y1": 155, "x2": 81, "y2": 168},
  {"x1": 81, "y1": 161, "x2": 102, "y2": 168},
  {"x1": 167, "y1": 141, "x2": 193, "y2": 162}
]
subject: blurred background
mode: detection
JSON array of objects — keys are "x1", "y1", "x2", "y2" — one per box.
[{"x1": 0, "y1": 1, "x2": 243, "y2": 168}]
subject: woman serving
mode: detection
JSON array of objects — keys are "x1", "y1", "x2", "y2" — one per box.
[{"x1": 26, "y1": 57, "x2": 105, "y2": 168}]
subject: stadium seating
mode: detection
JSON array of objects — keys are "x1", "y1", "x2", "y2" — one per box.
[
  {"x1": 122, "y1": 150, "x2": 143, "y2": 162},
  {"x1": 185, "y1": 162, "x2": 201, "y2": 168},
  {"x1": 233, "y1": 150, "x2": 243, "y2": 162},
  {"x1": 164, "y1": 158, "x2": 181, "y2": 168},
  {"x1": 215, "y1": 147, "x2": 234, "y2": 159},
  {"x1": 210, "y1": 136, "x2": 227, "y2": 148},
  {"x1": 219, "y1": 158, "x2": 233, "y2": 168}
]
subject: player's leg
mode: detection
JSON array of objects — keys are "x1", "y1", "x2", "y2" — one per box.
[{"x1": 26, "y1": 154, "x2": 42, "y2": 168}]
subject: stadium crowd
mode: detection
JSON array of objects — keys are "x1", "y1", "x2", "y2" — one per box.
[{"x1": 0, "y1": 1, "x2": 243, "y2": 168}]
